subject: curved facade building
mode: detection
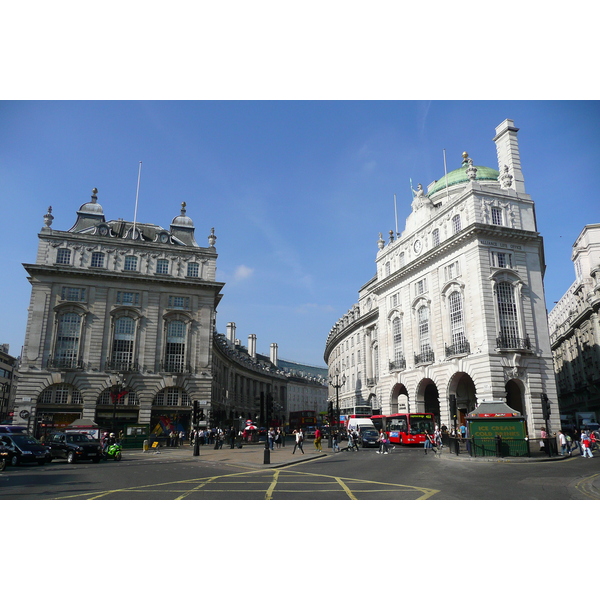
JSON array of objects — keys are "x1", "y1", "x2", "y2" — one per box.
[{"x1": 324, "y1": 120, "x2": 560, "y2": 436}]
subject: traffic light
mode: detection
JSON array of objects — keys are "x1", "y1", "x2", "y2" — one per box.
[
  {"x1": 199, "y1": 409, "x2": 205, "y2": 421},
  {"x1": 449, "y1": 394, "x2": 457, "y2": 420},
  {"x1": 328, "y1": 401, "x2": 334, "y2": 424},
  {"x1": 193, "y1": 400, "x2": 199, "y2": 425},
  {"x1": 541, "y1": 393, "x2": 551, "y2": 421}
]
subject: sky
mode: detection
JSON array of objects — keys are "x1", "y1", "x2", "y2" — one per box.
[{"x1": 1, "y1": 100, "x2": 599, "y2": 366}]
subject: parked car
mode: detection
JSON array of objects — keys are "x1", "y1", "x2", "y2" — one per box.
[
  {"x1": 0, "y1": 433, "x2": 51, "y2": 466},
  {"x1": 359, "y1": 428, "x2": 380, "y2": 448},
  {"x1": 0, "y1": 440, "x2": 14, "y2": 470},
  {"x1": 45, "y1": 431, "x2": 103, "y2": 463},
  {"x1": 0, "y1": 425, "x2": 28, "y2": 434}
]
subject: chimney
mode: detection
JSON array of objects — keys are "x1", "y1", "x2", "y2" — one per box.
[
  {"x1": 226, "y1": 322, "x2": 236, "y2": 345},
  {"x1": 248, "y1": 334, "x2": 257, "y2": 359},
  {"x1": 270, "y1": 343, "x2": 278, "y2": 367},
  {"x1": 493, "y1": 119, "x2": 526, "y2": 195}
]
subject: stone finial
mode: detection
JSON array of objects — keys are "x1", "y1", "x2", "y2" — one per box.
[
  {"x1": 466, "y1": 157, "x2": 478, "y2": 180},
  {"x1": 377, "y1": 232, "x2": 385, "y2": 250},
  {"x1": 208, "y1": 227, "x2": 216, "y2": 247},
  {"x1": 498, "y1": 164, "x2": 514, "y2": 189},
  {"x1": 43, "y1": 206, "x2": 54, "y2": 228},
  {"x1": 91, "y1": 188, "x2": 98, "y2": 203},
  {"x1": 181, "y1": 201, "x2": 187, "y2": 214},
  {"x1": 389, "y1": 230, "x2": 395, "y2": 243}
]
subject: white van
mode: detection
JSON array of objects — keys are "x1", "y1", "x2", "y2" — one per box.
[{"x1": 347, "y1": 418, "x2": 375, "y2": 433}]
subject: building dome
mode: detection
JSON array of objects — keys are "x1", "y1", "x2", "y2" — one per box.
[
  {"x1": 171, "y1": 202, "x2": 194, "y2": 228},
  {"x1": 428, "y1": 155, "x2": 499, "y2": 197},
  {"x1": 77, "y1": 188, "x2": 105, "y2": 215}
]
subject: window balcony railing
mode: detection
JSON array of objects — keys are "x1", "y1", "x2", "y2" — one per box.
[
  {"x1": 104, "y1": 360, "x2": 141, "y2": 373},
  {"x1": 414, "y1": 349, "x2": 435, "y2": 365},
  {"x1": 496, "y1": 334, "x2": 532, "y2": 351},
  {"x1": 445, "y1": 340, "x2": 471, "y2": 358},
  {"x1": 160, "y1": 360, "x2": 193, "y2": 374},
  {"x1": 389, "y1": 357, "x2": 406, "y2": 371},
  {"x1": 46, "y1": 356, "x2": 84, "y2": 371},
  {"x1": 366, "y1": 378, "x2": 378, "y2": 387}
]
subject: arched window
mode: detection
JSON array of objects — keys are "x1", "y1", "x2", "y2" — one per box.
[
  {"x1": 39, "y1": 383, "x2": 82, "y2": 404},
  {"x1": 164, "y1": 320, "x2": 187, "y2": 372},
  {"x1": 448, "y1": 291, "x2": 466, "y2": 347},
  {"x1": 392, "y1": 316, "x2": 403, "y2": 365},
  {"x1": 111, "y1": 316, "x2": 136, "y2": 370},
  {"x1": 153, "y1": 387, "x2": 191, "y2": 407},
  {"x1": 496, "y1": 281, "x2": 519, "y2": 346},
  {"x1": 54, "y1": 312, "x2": 82, "y2": 368},
  {"x1": 417, "y1": 305, "x2": 431, "y2": 356},
  {"x1": 452, "y1": 214, "x2": 462, "y2": 234}
]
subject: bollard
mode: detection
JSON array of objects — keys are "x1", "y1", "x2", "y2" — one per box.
[{"x1": 143, "y1": 439, "x2": 149, "y2": 452}]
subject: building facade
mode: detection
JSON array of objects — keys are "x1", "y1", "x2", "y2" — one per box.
[
  {"x1": 548, "y1": 224, "x2": 600, "y2": 427},
  {"x1": 0, "y1": 344, "x2": 17, "y2": 423},
  {"x1": 324, "y1": 119, "x2": 560, "y2": 436},
  {"x1": 14, "y1": 190, "x2": 224, "y2": 436}
]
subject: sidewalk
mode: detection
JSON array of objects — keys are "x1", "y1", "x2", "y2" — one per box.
[{"x1": 133, "y1": 439, "x2": 334, "y2": 469}]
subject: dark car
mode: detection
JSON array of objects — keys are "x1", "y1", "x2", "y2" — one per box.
[
  {"x1": 359, "y1": 428, "x2": 380, "y2": 448},
  {"x1": 0, "y1": 433, "x2": 51, "y2": 466},
  {"x1": 45, "y1": 432, "x2": 103, "y2": 463},
  {"x1": 0, "y1": 440, "x2": 14, "y2": 470}
]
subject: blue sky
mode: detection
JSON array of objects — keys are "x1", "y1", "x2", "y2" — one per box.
[{"x1": 1, "y1": 100, "x2": 599, "y2": 365}]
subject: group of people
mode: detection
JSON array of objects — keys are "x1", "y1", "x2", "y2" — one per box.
[{"x1": 555, "y1": 428, "x2": 598, "y2": 457}]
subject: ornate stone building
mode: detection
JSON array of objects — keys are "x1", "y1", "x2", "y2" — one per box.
[
  {"x1": 324, "y1": 119, "x2": 560, "y2": 436},
  {"x1": 14, "y1": 190, "x2": 223, "y2": 435},
  {"x1": 548, "y1": 224, "x2": 600, "y2": 426}
]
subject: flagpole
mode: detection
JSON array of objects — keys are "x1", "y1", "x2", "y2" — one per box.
[
  {"x1": 394, "y1": 194, "x2": 399, "y2": 236},
  {"x1": 443, "y1": 150, "x2": 450, "y2": 203},
  {"x1": 133, "y1": 161, "x2": 142, "y2": 239}
]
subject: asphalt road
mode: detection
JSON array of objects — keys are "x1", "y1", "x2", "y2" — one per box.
[{"x1": 2, "y1": 446, "x2": 599, "y2": 500}]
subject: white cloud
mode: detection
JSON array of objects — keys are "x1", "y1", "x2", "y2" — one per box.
[{"x1": 233, "y1": 264, "x2": 254, "y2": 281}]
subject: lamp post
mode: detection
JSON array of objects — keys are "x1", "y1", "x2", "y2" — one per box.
[
  {"x1": 329, "y1": 368, "x2": 346, "y2": 449},
  {"x1": 110, "y1": 374, "x2": 127, "y2": 435}
]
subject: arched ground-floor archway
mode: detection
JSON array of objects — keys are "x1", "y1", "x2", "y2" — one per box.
[
  {"x1": 448, "y1": 372, "x2": 477, "y2": 427},
  {"x1": 416, "y1": 378, "x2": 440, "y2": 424},
  {"x1": 505, "y1": 378, "x2": 525, "y2": 419},
  {"x1": 390, "y1": 383, "x2": 409, "y2": 414}
]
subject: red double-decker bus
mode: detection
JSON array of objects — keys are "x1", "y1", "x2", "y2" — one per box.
[{"x1": 370, "y1": 413, "x2": 436, "y2": 445}]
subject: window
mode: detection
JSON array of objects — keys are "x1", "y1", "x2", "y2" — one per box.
[
  {"x1": 156, "y1": 259, "x2": 169, "y2": 275},
  {"x1": 153, "y1": 387, "x2": 189, "y2": 407},
  {"x1": 432, "y1": 229, "x2": 440, "y2": 247},
  {"x1": 111, "y1": 316, "x2": 135, "y2": 368},
  {"x1": 38, "y1": 384, "x2": 81, "y2": 404},
  {"x1": 187, "y1": 262, "x2": 199, "y2": 277},
  {"x1": 448, "y1": 291, "x2": 466, "y2": 346},
  {"x1": 392, "y1": 317, "x2": 403, "y2": 364},
  {"x1": 56, "y1": 248, "x2": 71, "y2": 265},
  {"x1": 165, "y1": 320, "x2": 187, "y2": 371},
  {"x1": 385, "y1": 262, "x2": 391, "y2": 277},
  {"x1": 61, "y1": 287, "x2": 86, "y2": 302},
  {"x1": 492, "y1": 252, "x2": 513, "y2": 269},
  {"x1": 496, "y1": 281, "x2": 519, "y2": 343},
  {"x1": 415, "y1": 278, "x2": 427, "y2": 296},
  {"x1": 124, "y1": 255, "x2": 138, "y2": 271},
  {"x1": 54, "y1": 312, "x2": 82, "y2": 367},
  {"x1": 399, "y1": 252, "x2": 405, "y2": 268},
  {"x1": 491, "y1": 206, "x2": 503, "y2": 226},
  {"x1": 452, "y1": 214, "x2": 462, "y2": 234},
  {"x1": 116, "y1": 291, "x2": 140, "y2": 306},
  {"x1": 444, "y1": 261, "x2": 459, "y2": 281},
  {"x1": 91, "y1": 252, "x2": 105, "y2": 268},
  {"x1": 168, "y1": 296, "x2": 190, "y2": 309},
  {"x1": 391, "y1": 292, "x2": 399, "y2": 308},
  {"x1": 417, "y1": 305, "x2": 431, "y2": 355}
]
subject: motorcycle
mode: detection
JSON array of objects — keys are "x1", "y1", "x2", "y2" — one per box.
[{"x1": 102, "y1": 442, "x2": 122, "y2": 461}]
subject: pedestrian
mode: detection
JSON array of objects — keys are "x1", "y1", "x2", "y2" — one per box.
[
  {"x1": 377, "y1": 430, "x2": 389, "y2": 454},
  {"x1": 332, "y1": 430, "x2": 340, "y2": 452},
  {"x1": 590, "y1": 430, "x2": 598, "y2": 452},
  {"x1": 558, "y1": 430, "x2": 568, "y2": 456},
  {"x1": 581, "y1": 432, "x2": 594, "y2": 458},
  {"x1": 292, "y1": 429, "x2": 304, "y2": 454},
  {"x1": 351, "y1": 429, "x2": 360, "y2": 451},
  {"x1": 424, "y1": 431, "x2": 434, "y2": 455},
  {"x1": 275, "y1": 427, "x2": 283, "y2": 449},
  {"x1": 434, "y1": 426, "x2": 443, "y2": 450},
  {"x1": 314, "y1": 426, "x2": 323, "y2": 452},
  {"x1": 459, "y1": 423, "x2": 467, "y2": 441},
  {"x1": 540, "y1": 426, "x2": 548, "y2": 453},
  {"x1": 229, "y1": 426, "x2": 236, "y2": 449},
  {"x1": 565, "y1": 432, "x2": 573, "y2": 456},
  {"x1": 268, "y1": 427, "x2": 275, "y2": 451}
]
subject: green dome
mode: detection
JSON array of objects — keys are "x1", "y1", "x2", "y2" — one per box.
[{"x1": 428, "y1": 163, "x2": 499, "y2": 196}]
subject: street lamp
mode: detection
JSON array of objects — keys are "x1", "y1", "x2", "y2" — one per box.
[
  {"x1": 329, "y1": 368, "x2": 346, "y2": 448},
  {"x1": 110, "y1": 374, "x2": 127, "y2": 435}
]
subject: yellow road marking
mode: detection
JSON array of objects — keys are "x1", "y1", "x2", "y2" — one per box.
[{"x1": 575, "y1": 473, "x2": 600, "y2": 500}]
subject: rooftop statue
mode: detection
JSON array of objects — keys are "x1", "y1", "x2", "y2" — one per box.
[{"x1": 411, "y1": 183, "x2": 431, "y2": 211}]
